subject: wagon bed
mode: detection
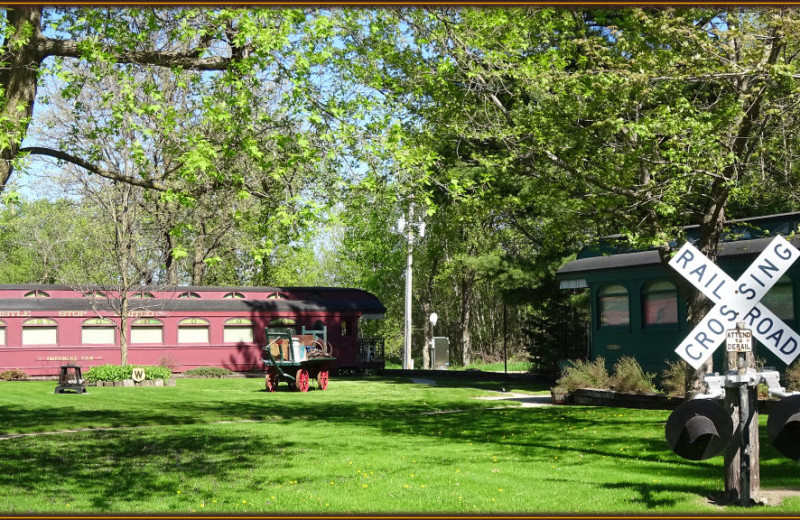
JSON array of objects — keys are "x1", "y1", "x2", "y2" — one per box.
[{"x1": 262, "y1": 327, "x2": 335, "y2": 392}]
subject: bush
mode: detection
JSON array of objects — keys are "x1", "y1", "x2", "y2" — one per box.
[
  {"x1": 553, "y1": 356, "x2": 658, "y2": 395},
  {"x1": 158, "y1": 355, "x2": 178, "y2": 370},
  {"x1": 552, "y1": 357, "x2": 610, "y2": 393},
  {"x1": 85, "y1": 364, "x2": 172, "y2": 382},
  {"x1": 610, "y1": 356, "x2": 658, "y2": 394},
  {"x1": 141, "y1": 365, "x2": 172, "y2": 381},
  {"x1": 0, "y1": 368, "x2": 28, "y2": 381},
  {"x1": 659, "y1": 359, "x2": 688, "y2": 397},
  {"x1": 784, "y1": 361, "x2": 800, "y2": 392},
  {"x1": 183, "y1": 367, "x2": 234, "y2": 378}
]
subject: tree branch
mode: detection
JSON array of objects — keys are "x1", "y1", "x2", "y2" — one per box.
[
  {"x1": 19, "y1": 146, "x2": 168, "y2": 191},
  {"x1": 38, "y1": 37, "x2": 231, "y2": 71}
]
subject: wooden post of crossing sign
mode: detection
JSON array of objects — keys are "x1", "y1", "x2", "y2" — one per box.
[{"x1": 668, "y1": 234, "x2": 800, "y2": 506}]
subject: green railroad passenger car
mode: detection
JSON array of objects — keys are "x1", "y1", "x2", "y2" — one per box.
[{"x1": 556, "y1": 212, "x2": 800, "y2": 376}]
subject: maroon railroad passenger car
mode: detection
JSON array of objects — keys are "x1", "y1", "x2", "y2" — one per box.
[{"x1": 0, "y1": 284, "x2": 386, "y2": 377}]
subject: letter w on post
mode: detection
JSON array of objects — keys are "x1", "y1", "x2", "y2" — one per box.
[{"x1": 669, "y1": 235, "x2": 800, "y2": 369}]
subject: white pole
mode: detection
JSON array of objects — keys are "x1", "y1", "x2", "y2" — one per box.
[{"x1": 403, "y1": 203, "x2": 414, "y2": 370}]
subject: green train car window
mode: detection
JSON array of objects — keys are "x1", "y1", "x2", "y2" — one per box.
[
  {"x1": 598, "y1": 284, "x2": 629, "y2": 327},
  {"x1": 643, "y1": 280, "x2": 678, "y2": 326}
]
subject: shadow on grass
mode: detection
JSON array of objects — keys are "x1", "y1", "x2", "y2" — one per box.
[
  {"x1": 370, "y1": 374, "x2": 554, "y2": 393},
  {"x1": 0, "y1": 425, "x2": 297, "y2": 511}
]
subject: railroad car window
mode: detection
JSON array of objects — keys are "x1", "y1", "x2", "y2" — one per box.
[
  {"x1": 267, "y1": 292, "x2": 289, "y2": 299},
  {"x1": 23, "y1": 290, "x2": 49, "y2": 298},
  {"x1": 22, "y1": 318, "x2": 58, "y2": 345},
  {"x1": 223, "y1": 318, "x2": 253, "y2": 343},
  {"x1": 130, "y1": 292, "x2": 155, "y2": 299},
  {"x1": 223, "y1": 292, "x2": 246, "y2": 299},
  {"x1": 178, "y1": 318, "x2": 210, "y2": 344},
  {"x1": 130, "y1": 318, "x2": 163, "y2": 344},
  {"x1": 81, "y1": 318, "x2": 116, "y2": 345},
  {"x1": 0, "y1": 320, "x2": 6, "y2": 346},
  {"x1": 762, "y1": 275, "x2": 794, "y2": 321},
  {"x1": 598, "y1": 285, "x2": 630, "y2": 327},
  {"x1": 178, "y1": 292, "x2": 201, "y2": 299},
  {"x1": 642, "y1": 280, "x2": 678, "y2": 326},
  {"x1": 83, "y1": 291, "x2": 107, "y2": 298},
  {"x1": 341, "y1": 320, "x2": 351, "y2": 336},
  {"x1": 269, "y1": 318, "x2": 296, "y2": 326}
]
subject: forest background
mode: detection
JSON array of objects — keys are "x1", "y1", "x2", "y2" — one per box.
[{"x1": 3, "y1": 6, "x2": 800, "y2": 377}]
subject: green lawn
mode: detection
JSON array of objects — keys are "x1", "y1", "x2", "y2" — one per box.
[
  {"x1": 384, "y1": 360, "x2": 536, "y2": 372},
  {"x1": 0, "y1": 376, "x2": 797, "y2": 514}
]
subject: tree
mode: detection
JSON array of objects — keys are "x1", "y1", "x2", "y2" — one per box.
[
  {"x1": 1, "y1": 7, "x2": 245, "y2": 192},
  {"x1": 333, "y1": 7, "x2": 800, "y2": 501},
  {"x1": 336, "y1": 6, "x2": 800, "y2": 380}
]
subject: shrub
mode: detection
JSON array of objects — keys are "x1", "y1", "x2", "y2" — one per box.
[
  {"x1": 659, "y1": 359, "x2": 688, "y2": 397},
  {"x1": 141, "y1": 365, "x2": 172, "y2": 381},
  {"x1": 158, "y1": 355, "x2": 178, "y2": 370},
  {"x1": 552, "y1": 357, "x2": 610, "y2": 393},
  {"x1": 183, "y1": 367, "x2": 234, "y2": 378},
  {"x1": 610, "y1": 356, "x2": 658, "y2": 394},
  {"x1": 0, "y1": 368, "x2": 28, "y2": 381},
  {"x1": 84, "y1": 364, "x2": 129, "y2": 382},
  {"x1": 784, "y1": 361, "x2": 800, "y2": 392},
  {"x1": 85, "y1": 364, "x2": 172, "y2": 382}
]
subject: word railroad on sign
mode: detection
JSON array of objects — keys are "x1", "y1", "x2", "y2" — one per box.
[{"x1": 669, "y1": 235, "x2": 800, "y2": 369}]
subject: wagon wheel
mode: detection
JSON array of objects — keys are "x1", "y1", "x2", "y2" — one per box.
[
  {"x1": 316, "y1": 369, "x2": 329, "y2": 391},
  {"x1": 265, "y1": 368, "x2": 279, "y2": 392},
  {"x1": 295, "y1": 368, "x2": 310, "y2": 393}
]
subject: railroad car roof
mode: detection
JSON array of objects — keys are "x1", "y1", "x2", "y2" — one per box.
[
  {"x1": 0, "y1": 284, "x2": 378, "y2": 295},
  {"x1": 0, "y1": 297, "x2": 386, "y2": 314},
  {"x1": 557, "y1": 236, "x2": 800, "y2": 278},
  {"x1": 0, "y1": 285, "x2": 386, "y2": 314}
]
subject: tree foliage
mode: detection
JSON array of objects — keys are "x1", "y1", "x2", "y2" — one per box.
[
  {"x1": 330, "y1": 7, "x2": 800, "y2": 383},
  {"x1": 5, "y1": 7, "x2": 800, "y2": 379}
]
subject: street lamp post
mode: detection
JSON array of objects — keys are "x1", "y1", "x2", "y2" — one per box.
[
  {"x1": 429, "y1": 312, "x2": 438, "y2": 369},
  {"x1": 397, "y1": 202, "x2": 425, "y2": 370}
]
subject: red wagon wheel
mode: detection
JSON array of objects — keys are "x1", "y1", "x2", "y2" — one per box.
[
  {"x1": 316, "y1": 369, "x2": 329, "y2": 390},
  {"x1": 265, "y1": 368, "x2": 279, "y2": 392},
  {"x1": 295, "y1": 368, "x2": 310, "y2": 393}
]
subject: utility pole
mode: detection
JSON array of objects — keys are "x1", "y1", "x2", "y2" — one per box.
[{"x1": 397, "y1": 200, "x2": 425, "y2": 370}]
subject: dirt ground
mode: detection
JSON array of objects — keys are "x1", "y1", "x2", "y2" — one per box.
[{"x1": 707, "y1": 488, "x2": 800, "y2": 508}]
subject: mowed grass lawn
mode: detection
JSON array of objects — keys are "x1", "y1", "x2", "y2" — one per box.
[{"x1": 0, "y1": 376, "x2": 798, "y2": 514}]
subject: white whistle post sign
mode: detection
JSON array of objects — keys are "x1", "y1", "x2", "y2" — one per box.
[{"x1": 669, "y1": 235, "x2": 800, "y2": 369}]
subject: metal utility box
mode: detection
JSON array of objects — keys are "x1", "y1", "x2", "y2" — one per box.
[{"x1": 432, "y1": 337, "x2": 450, "y2": 370}]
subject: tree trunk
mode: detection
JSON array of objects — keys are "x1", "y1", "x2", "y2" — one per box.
[
  {"x1": 0, "y1": 8, "x2": 45, "y2": 192},
  {"x1": 421, "y1": 255, "x2": 439, "y2": 370},
  {"x1": 164, "y1": 228, "x2": 179, "y2": 286},
  {"x1": 192, "y1": 226, "x2": 208, "y2": 285},
  {"x1": 119, "y1": 297, "x2": 129, "y2": 366},
  {"x1": 422, "y1": 303, "x2": 432, "y2": 370},
  {"x1": 460, "y1": 272, "x2": 475, "y2": 366}
]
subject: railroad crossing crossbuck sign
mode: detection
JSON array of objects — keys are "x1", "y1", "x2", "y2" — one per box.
[{"x1": 669, "y1": 235, "x2": 800, "y2": 369}]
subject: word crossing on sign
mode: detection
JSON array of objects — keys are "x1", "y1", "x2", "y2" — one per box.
[{"x1": 669, "y1": 235, "x2": 800, "y2": 369}]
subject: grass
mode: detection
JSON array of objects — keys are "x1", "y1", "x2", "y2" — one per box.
[
  {"x1": 0, "y1": 376, "x2": 798, "y2": 514},
  {"x1": 459, "y1": 360, "x2": 535, "y2": 372},
  {"x1": 384, "y1": 360, "x2": 536, "y2": 372}
]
